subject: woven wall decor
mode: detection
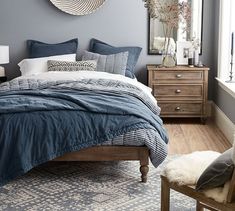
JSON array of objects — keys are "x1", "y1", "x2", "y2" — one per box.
[{"x1": 50, "y1": 0, "x2": 106, "y2": 16}]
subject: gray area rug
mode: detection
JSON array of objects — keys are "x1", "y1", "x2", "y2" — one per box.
[{"x1": 0, "y1": 156, "x2": 196, "y2": 211}]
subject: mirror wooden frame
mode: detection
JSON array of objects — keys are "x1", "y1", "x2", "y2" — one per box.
[{"x1": 147, "y1": 0, "x2": 204, "y2": 55}]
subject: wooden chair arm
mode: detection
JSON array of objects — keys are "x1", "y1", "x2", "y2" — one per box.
[{"x1": 227, "y1": 169, "x2": 235, "y2": 203}]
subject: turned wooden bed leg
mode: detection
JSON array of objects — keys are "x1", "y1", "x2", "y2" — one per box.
[
  {"x1": 139, "y1": 148, "x2": 149, "y2": 183},
  {"x1": 140, "y1": 164, "x2": 149, "y2": 183}
]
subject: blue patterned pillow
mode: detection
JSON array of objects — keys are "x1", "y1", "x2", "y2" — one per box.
[
  {"x1": 27, "y1": 38, "x2": 78, "y2": 58},
  {"x1": 89, "y1": 38, "x2": 142, "y2": 78}
]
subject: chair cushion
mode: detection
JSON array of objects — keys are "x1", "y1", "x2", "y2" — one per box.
[
  {"x1": 196, "y1": 148, "x2": 234, "y2": 191},
  {"x1": 89, "y1": 38, "x2": 142, "y2": 78},
  {"x1": 27, "y1": 38, "x2": 78, "y2": 58}
]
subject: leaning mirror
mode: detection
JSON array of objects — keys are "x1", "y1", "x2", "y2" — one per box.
[{"x1": 148, "y1": 0, "x2": 203, "y2": 55}]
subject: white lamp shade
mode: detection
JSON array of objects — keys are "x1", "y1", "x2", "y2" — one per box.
[{"x1": 0, "y1": 45, "x2": 9, "y2": 64}]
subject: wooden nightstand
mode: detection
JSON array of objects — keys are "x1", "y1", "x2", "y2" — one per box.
[
  {"x1": 0, "y1": 76, "x2": 7, "y2": 83},
  {"x1": 147, "y1": 65, "x2": 209, "y2": 123}
]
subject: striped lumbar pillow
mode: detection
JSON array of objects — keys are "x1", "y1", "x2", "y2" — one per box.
[
  {"x1": 47, "y1": 60, "x2": 97, "y2": 72},
  {"x1": 82, "y1": 50, "x2": 129, "y2": 76}
]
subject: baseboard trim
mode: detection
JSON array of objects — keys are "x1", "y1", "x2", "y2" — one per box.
[{"x1": 211, "y1": 102, "x2": 235, "y2": 144}]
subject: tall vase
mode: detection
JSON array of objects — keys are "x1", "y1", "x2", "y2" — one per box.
[{"x1": 161, "y1": 37, "x2": 176, "y2": 67}]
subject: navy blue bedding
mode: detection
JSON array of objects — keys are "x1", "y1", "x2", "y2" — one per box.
[{"x1": 0, "y1": 78, "x2": 168, "y2": 186}]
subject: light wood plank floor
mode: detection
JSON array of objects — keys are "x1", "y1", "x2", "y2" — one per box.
[{"x1": 163, "y1": 118, "x2": 231, "y2": 155}]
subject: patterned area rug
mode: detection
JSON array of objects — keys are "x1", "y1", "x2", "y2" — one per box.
[{"x1": 0, "y1": 156, "x2": 196, "y2": 211}]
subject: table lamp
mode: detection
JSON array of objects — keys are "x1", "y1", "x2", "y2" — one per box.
[{"x1": 0, "y1": 45, "x2": 9, "y2": 77}]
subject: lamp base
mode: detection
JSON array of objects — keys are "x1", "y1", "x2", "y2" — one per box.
[{"x1": 0, "y1": 66, "x2": 5, "y2": 77}]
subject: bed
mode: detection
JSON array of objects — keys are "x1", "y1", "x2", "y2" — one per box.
[{"x1": 0, "y1": 71, "x2": 168, "y2": 186}]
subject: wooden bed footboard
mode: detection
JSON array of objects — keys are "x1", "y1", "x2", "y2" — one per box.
[{"x1": 53, "y1": 146, "x2": 150, "y2": 183}]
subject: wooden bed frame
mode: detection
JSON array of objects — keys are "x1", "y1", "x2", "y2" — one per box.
[{"x1": 54, "y1": 146, "x2": 150, "y2": 182}]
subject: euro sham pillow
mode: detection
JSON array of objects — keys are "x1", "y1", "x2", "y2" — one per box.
[
  {"x1": 48, "y1": 60, "x2": 97, "y2": 72},
  {"x1": 82, "y1": 50, "x2": 128, "y2": 76},
  {"x1": 27, "y1": 38, "x2": 78, "y2": 58},
  {"x1": 18, "y1": 54, "x2": 76, "y2": 76},
  {"x1": 89, "y1": 38, "x2": 142, "y2": 78},
  {"x1": 196, "y1": 148, "x2": 235, "y2": 191}
]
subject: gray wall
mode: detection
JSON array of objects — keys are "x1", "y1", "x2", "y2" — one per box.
[
  {"x1": 0, "y1": 0, "x2": 215, "y2": 96},
  {"x1": 0, "y1": 0, "x2": 155, "y2": 83},
  {"x1": 212, "y1": 0, "x2": 235, "y2": 123}
]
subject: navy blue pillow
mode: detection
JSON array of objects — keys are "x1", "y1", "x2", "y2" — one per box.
[
  {"x1": 89, "y1": 38, "x2": 142, "y2": 78},
  {"x1": 27, "y1": 38, "x2": 78, "y2": 58},
  {"x1": 196, "y1": 148, "x2": 234, "y2": 191}
]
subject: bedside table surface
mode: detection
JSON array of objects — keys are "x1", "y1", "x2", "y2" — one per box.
[{"x1": 146, "y1": 64, "x2": 210, "y2": 71}]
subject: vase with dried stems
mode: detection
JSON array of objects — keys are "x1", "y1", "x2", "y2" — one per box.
[{"x1": 143, "y1": 0, "x2": 191, "y2": 67}]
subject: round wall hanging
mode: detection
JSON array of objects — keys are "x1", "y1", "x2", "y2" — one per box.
[{"x1": 50, "y1": 0, "x2": 107, "y2": 16}]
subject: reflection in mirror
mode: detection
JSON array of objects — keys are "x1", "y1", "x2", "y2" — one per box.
[{"x1": 148, "y1": 0, "x2": 203, "y2": 55}]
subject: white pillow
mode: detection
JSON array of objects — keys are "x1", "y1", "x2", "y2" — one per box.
[{"x1": 18, "y1": 54, "x2": 76, "y2": 76}]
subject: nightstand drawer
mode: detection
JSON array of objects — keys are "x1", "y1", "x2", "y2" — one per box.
[
  {"x1": 159, "y1": 102, "x2": 202, "y2": 115},
  {"x1": 153, "y1": 84, "x2": 203, "y2": 100},
  {"x1": 153, "y1": 71, "x2": 203, "y2": 81}
]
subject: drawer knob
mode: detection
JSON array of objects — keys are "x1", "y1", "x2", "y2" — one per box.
[
  {"x1": 175, "y1": 89, "x2": 181, "y2": 94},
  {"x1": 176, "y1": 74, "x2": 182, "y2": 78},
  {"x1": 175, "y1": 107, "x2": 181, "y2": 111}
]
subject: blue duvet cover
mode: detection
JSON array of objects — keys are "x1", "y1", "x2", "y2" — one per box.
[{"x1": 0, "y1": 77, "x2": 168, "y2": 186}]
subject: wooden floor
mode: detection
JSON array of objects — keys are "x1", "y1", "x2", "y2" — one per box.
[{"x1": 163, "y1": 118, "x2": 231, "y2": 155}]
